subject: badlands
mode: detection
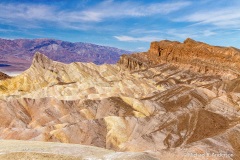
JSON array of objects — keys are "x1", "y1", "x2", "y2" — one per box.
[{"x1": 0, "y1": 38, "x2": 239, "y2": 159}]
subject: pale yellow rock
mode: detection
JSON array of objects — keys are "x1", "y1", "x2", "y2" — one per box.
[
  {"x1": 105, "y1": 116, "x2": 128, "y2": 149},
  {"x1": 121, "y1": 96, "x2": 151, "y2": 116}
]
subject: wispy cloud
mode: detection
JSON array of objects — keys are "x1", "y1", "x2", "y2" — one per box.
[
  {"x1": 177, "y1": 7, "x2": 240, "y2": 28},
  {"x1": 136, "y1": 47, "x2": 147, "y2": 51},
  {"x1": 0, "y1": 28, "x2": 15, "y2": 32},
  {"x1": 0, "y1": 1, "x2": 191, "y2": 30},
  {"x1": 62, "y1": 0, "x2": 191, "y2": 22},
  {"x1": 130, "y1": 29, "x2": 162, "y2": 34},
  {"x1": 114, "y1": 35, "x2": 162, "y2": 42},
  {"x1": 166, "y1": 28, "x2": 216, "y2": 39},
  {"x1": 115, "y1": 28, "x2": 216, "y2": 43},
  {"x1": 0, "y1": 3, "x2": 55, "y2": 28},
  {"x1": 0, "y1": 3, "x2": 55, "y2": 21},
  {"x1": 202, "y1": 30, "x2": 216, "y2": 36}
]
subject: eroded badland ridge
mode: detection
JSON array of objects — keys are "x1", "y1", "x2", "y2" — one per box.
[
  {"x1": 120, "y1": 38, "x2": 240, "y2": 79},
  {"x1": 0, "y1": 38, "x2": 239, "y2": 160}
]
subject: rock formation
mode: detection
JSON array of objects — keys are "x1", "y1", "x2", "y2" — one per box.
[
  {"x1": 119, "y1": 38, "x2": 240, "y2": 79},
  {"x1": 0, "y1": 39, "x2": 239, "y2": 160},
  {"x1": 0, "y1": 72, "x2": 10, "y2": 80},
  {"x1": 153, "y1": 38, "x2": 240, "y2": 78}
]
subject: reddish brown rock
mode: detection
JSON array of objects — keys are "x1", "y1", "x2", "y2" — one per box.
[
  {"x1": 0, "y1": 72, "x2": 10, "y2": 80},
  {"x1": 148, "y1": 38, "x2": 240, "y2": 79},
  {"x1": 119, "y1": 38, "x2": 240, "y2": 79}
]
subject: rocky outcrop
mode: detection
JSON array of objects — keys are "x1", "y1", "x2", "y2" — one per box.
[
  {"x1": 147, "y1": 38, "x2": 240, "y2": 79},
  {"x1": 118, "y1": 53, "x2": 150, "y2": 70},
  {"x1": 0, "y1": 72, "x2": 10, "y2": 80}
]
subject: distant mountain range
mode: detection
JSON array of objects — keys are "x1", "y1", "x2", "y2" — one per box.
[{"x1": 0, "y1": 38, "x2": 130, "y2": 72}]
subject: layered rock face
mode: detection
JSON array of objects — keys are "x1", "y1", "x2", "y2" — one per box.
[
  {"x1": 148, "y1": 38, "x2": 240, "y2": 79},
  {"x1": 0, "y1": 39, "x2": 240, "y2": 160},
  {"x1": 119, "y1": 38, "x2": 240, "y2": 79}
]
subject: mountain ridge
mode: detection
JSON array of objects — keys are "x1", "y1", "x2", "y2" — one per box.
[
  {"x1": 119, "y1": 38, "x2": 240, "y2": 80},
  {"x1": 0, "y1": 38, "x2": 130, "y2": 73}
]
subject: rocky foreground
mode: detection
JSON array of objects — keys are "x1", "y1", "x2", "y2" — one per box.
[{"x1": 0, "y1": 38, "x2": 239, "y2": 160}]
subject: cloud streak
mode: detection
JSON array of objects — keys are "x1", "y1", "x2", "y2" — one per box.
[
  {"x1": 57, "y1": 1, "x2": 191, "y2": 22},
  {"x1": 114, "y1": 35, "x2": 162, "y2": 42},
  {"x1": 0, "y1": 1, "x2": 190, "y2": 29},
  {"x1": 0, "y1": 3, "x2": 55, "y2": 21},
  {"x1": 177, "y1": 7, "x2": 240, "y2": 28},
  {"x1": 115, "y1": 28, "x2": 216, "y2": 43},
  {"x1": 165, "y1": 28, "x2": 216, "y2": 39}
]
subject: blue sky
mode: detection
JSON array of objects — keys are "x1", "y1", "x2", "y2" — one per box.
[{"x1": 0, "y1": 0, "x2": 240, "y2": 51}]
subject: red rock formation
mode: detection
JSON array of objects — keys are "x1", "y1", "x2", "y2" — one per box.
[
  {"x1": 118, "y1": 53, "x2": 149, "y2": 70},
  {"x1": 119, "y1": 38, "x2": 240, "y2": 79},
  {"x1": 148, "y1": 38, "x2": 240, "y2": 79}
]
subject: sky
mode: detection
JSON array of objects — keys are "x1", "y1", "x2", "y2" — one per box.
[{"x1": 0, "y1": 0, "x2": 240, "y2": 51}]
